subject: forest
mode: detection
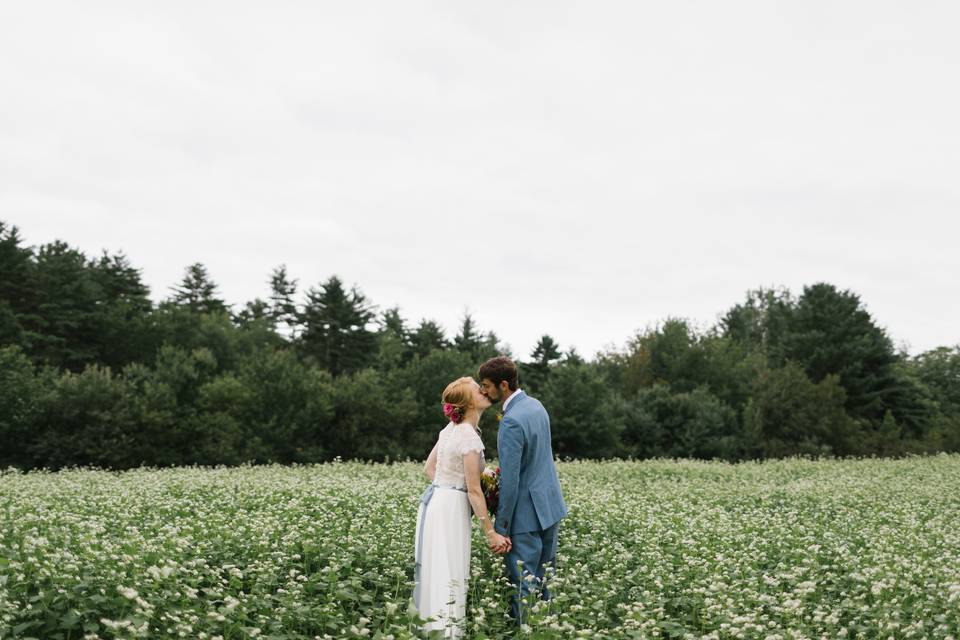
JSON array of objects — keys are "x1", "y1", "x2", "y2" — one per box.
[{"x1": 1, "y1": 219, "x2": 958, "y2": 469}]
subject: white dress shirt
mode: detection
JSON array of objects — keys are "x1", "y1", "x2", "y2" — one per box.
[{"x1": 502, "y1": 388, "x2": 523, "y2": 413}]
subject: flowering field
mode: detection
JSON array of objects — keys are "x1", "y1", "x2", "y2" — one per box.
[{"x1": 2, "y1": 456, "x2": 959, "y2": 640}]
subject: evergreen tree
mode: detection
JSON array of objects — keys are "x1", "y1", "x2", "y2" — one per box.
[
  {"x1": 410, "y1": 319, "x2": 448, "y2": 357},
  {"x1": 234, "y1": 298, "x2": 272, "y2": 325},
  {"x1": 30, "y1": 241, "x2": 104, "y2": 370},
  {"x1": 169, "y1": 263, "x2": 228, "y2": 315},
  {"x1": 523, "y1": 334, "x2": 562, "y2": 394},
  {"x1": 0, "y1": 222, "x2": 37, "y2": 349},
  {"x1": 298, "y1": 276, "x2": 377, "y2": 375},
  {"x1": 377, "y1": 307, "x2": 411, "y2": 369},
  {"x1": 268, "y1": 265, "x2": 299, "y2": 335},
  {"x1": 477, "y1": 330, "x2": 504, "y2": 362},
  {"x1": 454, "y1": 313, "x2": 482, "y2": 358},
  {"x1": 89, "y1": 252, "x2": 151, "y2": 312},
  {"x1": 88, "y1": 251, "x2": 154, "y2": 369},
  {"x1": 783, "y1": 283, "x2": 900, "y2": 425}
]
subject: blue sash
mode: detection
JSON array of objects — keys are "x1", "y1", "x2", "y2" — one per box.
[{"x1": 413, "y1": 483, "x2": 469, "y2": 610}]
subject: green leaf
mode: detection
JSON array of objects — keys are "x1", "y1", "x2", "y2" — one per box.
[{"x1": 59, "y1": 611, "x2": 81, "y2": 629}]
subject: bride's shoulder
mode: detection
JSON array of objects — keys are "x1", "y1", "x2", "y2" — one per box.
[{"x1": 455, "y1": 422, "x2": 484, "y2": 441}]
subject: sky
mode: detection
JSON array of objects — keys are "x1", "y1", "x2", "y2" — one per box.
[{"x1": 2, "y1": 1, "x2": 958, "y2": 358}]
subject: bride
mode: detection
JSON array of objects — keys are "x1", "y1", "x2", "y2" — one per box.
[{"x1": 413, "y1": 376, "x2": 512, "y2": 637}]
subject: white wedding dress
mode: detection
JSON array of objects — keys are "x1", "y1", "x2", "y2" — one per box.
[{"x1": 413, "y1": 421, "x2": 485, "y2": 638}]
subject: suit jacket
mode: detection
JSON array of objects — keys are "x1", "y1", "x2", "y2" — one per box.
[{"x1": 494, "y1": 390, "x2": 568, "y2": 535}]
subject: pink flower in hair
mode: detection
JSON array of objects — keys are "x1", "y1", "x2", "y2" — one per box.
[{"x1": 442, "y1": 403, "x2": 461, "y2": 423}]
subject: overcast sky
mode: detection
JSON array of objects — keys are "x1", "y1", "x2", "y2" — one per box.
[{"x1": 2, "y1": 1, "x2": 958, "y2": 358}]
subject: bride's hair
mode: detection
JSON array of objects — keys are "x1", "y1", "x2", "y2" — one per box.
[{"x1": 441, "y1": 377, "x2": 476, "y2": 424}]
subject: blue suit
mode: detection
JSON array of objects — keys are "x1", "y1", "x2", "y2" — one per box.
[{"x1": 495, "y1": 390, "x2": 567, "y2": 622}]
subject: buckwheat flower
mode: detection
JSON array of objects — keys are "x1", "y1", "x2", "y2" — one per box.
[{"x1": 118, "y1": 586, "x2": 139, "y2": 600}]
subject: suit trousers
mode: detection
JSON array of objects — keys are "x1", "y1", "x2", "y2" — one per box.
[{"x1": 503, "y1": 521, "x2": 560, "y2": 623}]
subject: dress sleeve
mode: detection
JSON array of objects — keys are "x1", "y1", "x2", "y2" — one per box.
[{"x1": 458, "y1": 427, "x2": 485, "y2": 456}]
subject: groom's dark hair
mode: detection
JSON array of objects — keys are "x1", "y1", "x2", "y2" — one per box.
[{"x1": 478, "y1": 356, "x2": 519, "y2": 391}]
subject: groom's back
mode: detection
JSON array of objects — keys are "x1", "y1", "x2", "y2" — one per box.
[
  {"x1": 508, "y1": 393, "x2": 567, "y2": 532},
  {"x1": 514, "y1": 396, "x2": 555, "y2": 470}
]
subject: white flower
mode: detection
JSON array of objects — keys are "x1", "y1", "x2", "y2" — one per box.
[{"x1": 117, "y1": 586, "x2": 138, "y2": 600}]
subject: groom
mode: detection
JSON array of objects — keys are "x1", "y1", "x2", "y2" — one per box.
[{"x1": 479, "y1": 356, "x2": 568, "y2": 623}]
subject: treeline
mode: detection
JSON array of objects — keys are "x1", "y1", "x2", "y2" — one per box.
[{"x1": 1, "y1": 220, "x2": 958, "y2": 469}]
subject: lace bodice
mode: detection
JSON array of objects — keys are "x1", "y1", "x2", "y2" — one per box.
[{"x1": 433, "y1": 422, "x2": 485, "y2": 488}]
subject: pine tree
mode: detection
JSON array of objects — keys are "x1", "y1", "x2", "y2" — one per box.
[
  {"x1": 376, "y1": 307, "x2": 411, "y2": 369},
  {"x1": 234, "y1": 298, "x2": 272, "y2": 325},
  {"x1": 784, "y1": 283, "x2": 899, "y2": 425},
  {"x1": 169, "y1": 263, "x2": 228, "y2": 315},
  {"x1": 523, "y1": 335, "x2": 562, "y2": 394},
  {"x1": 89, "y1": 252, "x2": 151, "y2": 313},
  {"x1": 410, "y1": 319, "x2": 448, "y2": 357},
  {"x1": 30, "y1": 241, "x2": 103, "y2": 369},
  {"x1": 454, "y1": 313, "x2": 482, "y2": 357},
  {"x1": 87, "y1": 251, "x2": 153, "y2": 369},
  {"x1": 0, "y1": 222, "x2": 37, "y2": 349},
  {"x1": 298, "y1": 276, "x2": 377, "y2": 375},
  {"x1": 268, "y1": 265, "x2": 299, "y2": 336}
]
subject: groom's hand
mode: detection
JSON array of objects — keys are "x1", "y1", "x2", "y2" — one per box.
[{"x1": 487, "y1": 532, "x2": 511, "y2": 555}]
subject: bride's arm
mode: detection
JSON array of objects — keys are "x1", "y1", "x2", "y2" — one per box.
[
  {"x1": 424, "y1": 441, "x2": 439, "y2": 480},
  {"x1": 463, "y1": 452, "x2": 500, "y2": 546}
]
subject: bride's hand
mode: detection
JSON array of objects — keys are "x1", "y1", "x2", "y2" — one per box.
[{"x1": 486, "y1": 531, "x2": 511, "y2": 555}]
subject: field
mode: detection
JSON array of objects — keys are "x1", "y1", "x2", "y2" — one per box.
[{"x1": 2, "y1": 456, "x2": 960, "y2": 640}]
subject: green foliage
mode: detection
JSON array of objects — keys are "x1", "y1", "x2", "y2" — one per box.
[
  {"x1": 622, "y1": 384, "x2": 741, "y2": 459},
  {"x1": 169, "y1": 262, "x2": 228, "y2": 314},
  {"x1": 0, "y1": 346, "x2": 45, "y2": 467},
  {"x1": 298, "y1": 276, "x2": 377, "y2": 375},
  {"x1": 521, "y1": 334, "x2": 562, "y2": 395},
  {"x1": 540, "y1": 361, "x2": 625, "y2": 458},
  {"x1": 268, "y1": 264, "x2": 299, "y2": 334},
  {"x1": 913, "y1": 345, "x2": 960, "y2": 414},
  {"x1": 0, "y1": 223, "x2": 37, "y2": 349},
  {"x1": 719, "y1": 286, "x2": 794, "y2": 365},
  {"x1": 332, "y1": 368, "x2": 419, "y2": 461},
  {"x1": 2, "y1": 219, "x2": 959, "y2": 468},
  {"x1": 29, "y1": 364, "x2": 140, "y2": 468},
  {"x1": 783, "y1": 283, "x2": 900, "y2": 424},
  {"x1": 395, "y1": 348, "x2": 477, "y2": 455},
  {"x1": 453, "y1": 313, "x2": 501, "y2": 363},
  {"x1": 409, "y1": 319, "x2": 448, "y2": 358},
  {"x1": 608, "y1": 319, "x2": 757, "y2": 412},
  {"x1": 743, "y1": 363, "x2": 861, "y2": 458},
  {"x1": 231, "y1": 349, "x2": 336, "y2": 463}
]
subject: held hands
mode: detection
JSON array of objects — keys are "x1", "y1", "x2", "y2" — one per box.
[{"x1": 486, "y1": 531, "x2": 511, "y2": 555}]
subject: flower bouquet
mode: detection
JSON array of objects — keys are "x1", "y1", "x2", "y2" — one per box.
[{"x1": 480, "y1": 466, "x2": 500, "y2": 515}]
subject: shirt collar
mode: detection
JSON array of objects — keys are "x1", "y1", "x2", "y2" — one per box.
[{"x1": 502, "y1": 388, "x2": 523, "y2": 413}]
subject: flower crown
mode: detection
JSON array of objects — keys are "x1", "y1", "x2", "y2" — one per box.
[{"x1": 443, "y1": 402, "x2": 464, "y2": 423}]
